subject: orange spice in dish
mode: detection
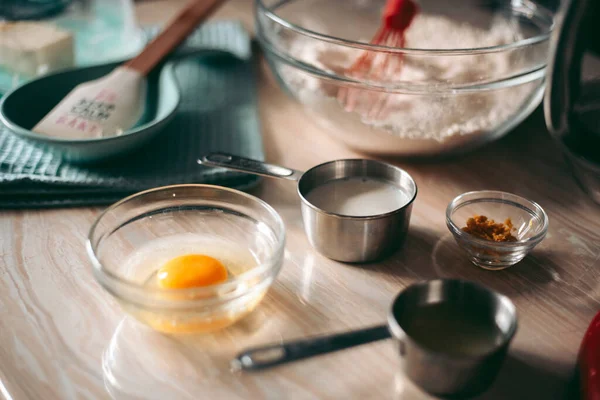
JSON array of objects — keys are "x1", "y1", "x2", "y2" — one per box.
[{"x1": 462, "y1": 215, "x2": 517, "y2": 242}]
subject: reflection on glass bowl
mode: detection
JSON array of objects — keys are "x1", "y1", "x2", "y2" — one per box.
[
  {"x1": 103, "y1": 318, "x2": 224, "y2": 399},
  {"x1": 102, "y1": 310, "x2": 278, "y2": 399}
]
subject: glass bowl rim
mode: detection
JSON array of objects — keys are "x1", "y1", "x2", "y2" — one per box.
[
  {"x1": 87, "y1": 184, "x2": 286, "y2": 300},
  {"x1": 256, "y1": 0, "x2": 554, "y2": 55},
  {"x1": 445, "y1": 190, "x2": 549, "y2": 248}
]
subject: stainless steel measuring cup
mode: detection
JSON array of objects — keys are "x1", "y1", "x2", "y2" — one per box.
[
  {"x1": 199, "y1": 153, "x2": 418, "y2": 263},
  {"x1": 233, "y1": 279, "x2": 518, "y2": 398}
]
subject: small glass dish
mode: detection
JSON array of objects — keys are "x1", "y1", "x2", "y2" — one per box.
[
  {"x1": 87, "y1": 185, "x2": 285, "y2": 334},
  {"x1": 446, "y1": 191, "x2": 548, "y2": 270}
]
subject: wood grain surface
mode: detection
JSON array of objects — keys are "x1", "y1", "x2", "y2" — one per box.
[{"x1": 1, "y1": 1, "x2": 599, "y2": 399}]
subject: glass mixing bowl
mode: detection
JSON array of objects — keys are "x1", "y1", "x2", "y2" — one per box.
[
  {"x1": 256, "y1": 0, "x2": 555, "y2": 157},
  {"x1": 87, "y1": 185, "x2": 285, "y2": 334}
]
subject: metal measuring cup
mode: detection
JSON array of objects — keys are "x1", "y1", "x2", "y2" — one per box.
[
  {"x1": 199, "y1": 153, "x2": 418, "y2": 263},
  {"x1": 233, "y1": 279, "x2": 518, "y2": 398}
]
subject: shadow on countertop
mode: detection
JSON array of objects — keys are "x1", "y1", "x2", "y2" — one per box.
[{"x1": 474, "y1": 350, "x2": 576, "y2": 400}]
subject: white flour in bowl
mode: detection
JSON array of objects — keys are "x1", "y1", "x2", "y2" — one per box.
[{"x1": 279, "y1": 14, "x2": 541, "y2": 144}]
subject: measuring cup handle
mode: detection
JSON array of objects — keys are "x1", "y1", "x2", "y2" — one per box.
[
  {"x1": 198, "y1": 153, "x2": 303, "y2": 181},
  {"x1": 232, "y1": 325, "x2": 390, "y2": 371}
]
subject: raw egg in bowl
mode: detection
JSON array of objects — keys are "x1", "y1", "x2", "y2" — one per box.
[{"x1": 87, "y1": 185, "x2": 285, "y2": 334}]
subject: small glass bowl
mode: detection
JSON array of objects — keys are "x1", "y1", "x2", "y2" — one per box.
[
  {"x1": 87, "y1": 185, "x2": 285, "y2": 334},
  {"x1": 446, "y1": 191, "x2": 548, "y2": 270}
]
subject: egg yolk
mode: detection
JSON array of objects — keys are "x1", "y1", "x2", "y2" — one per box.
[{"x1": 156, "y1": 254, "x2": 228, "y2": 289}]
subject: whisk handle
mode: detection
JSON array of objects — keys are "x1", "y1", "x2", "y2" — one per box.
[{"x1": 383, "y1": 0, "x2": 419, "y2": 31}]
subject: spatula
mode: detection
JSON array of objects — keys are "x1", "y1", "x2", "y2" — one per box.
[{"x1": 33, "y1": 0, "x2": 227, "y2": 140}]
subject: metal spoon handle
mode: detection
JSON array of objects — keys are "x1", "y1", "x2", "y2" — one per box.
[
  {"x1": 199, "y1": 153, "x2": 303, "y2": 181},
  {"x1": 232, "y1": 325, "x2": 390, "y2": 371}
]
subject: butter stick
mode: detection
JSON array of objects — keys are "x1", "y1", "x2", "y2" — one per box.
[{"x1": 0, "y1": 21, "x2": 74, "y2": 77}]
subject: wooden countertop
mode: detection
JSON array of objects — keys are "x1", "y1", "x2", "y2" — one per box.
[{"x1": 1, "y1": 1, "x2": 599, "y2": 399}]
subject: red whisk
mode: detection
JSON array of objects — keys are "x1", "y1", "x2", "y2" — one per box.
[{"x1": 338, "y1": 0, "x2": 419, "y2": 116}]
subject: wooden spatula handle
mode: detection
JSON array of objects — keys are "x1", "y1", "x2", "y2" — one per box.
[{"x1": 125, "y1": 0, "x2": 226, "y2": 76}]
